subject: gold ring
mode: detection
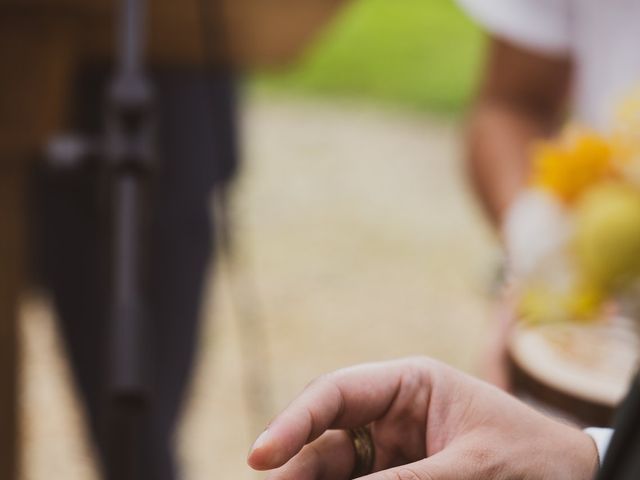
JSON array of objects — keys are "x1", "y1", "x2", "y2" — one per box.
[{"x1": 347, "y1": 426, "x2": 376, "y2": 478}]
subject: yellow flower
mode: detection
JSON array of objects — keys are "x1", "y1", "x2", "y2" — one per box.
[
  {"x1": 574, "y1": 182, "x2": 640, "y2": 292},
  {"x1": 518, "y1": 284, "x2": 604, "y2": 325},
  {"x1": 567, "y1": 284, "x2": 606, "y2": 322},
  {"x1": 532, "y1": 129, "x2": 615, "y2": 203}
]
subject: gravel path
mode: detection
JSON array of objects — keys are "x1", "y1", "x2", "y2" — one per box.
[{"x1": 21, "y1": 96, "x2": 497, "y2": 479}]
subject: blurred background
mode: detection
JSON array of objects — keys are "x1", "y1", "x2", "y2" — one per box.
[{"x1": 20, "y1": 0, "x2": 498, "y2": 478}]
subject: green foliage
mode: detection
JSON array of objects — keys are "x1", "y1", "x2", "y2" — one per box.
[{"x1": 253, "y1": 0, "x2": 486, "y2": 113}]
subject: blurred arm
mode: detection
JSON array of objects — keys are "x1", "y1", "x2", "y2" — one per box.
[{"x1": 465, "y1": 37, "x2": 572, "y2": 227}]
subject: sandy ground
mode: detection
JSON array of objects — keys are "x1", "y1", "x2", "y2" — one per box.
[{"x1": 21, "y1": 96, "x2": 498, "y2": 479}]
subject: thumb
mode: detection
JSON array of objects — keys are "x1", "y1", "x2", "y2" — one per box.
[{"x1": 362, "y1": 448, "x2": 477, "y2": 480}]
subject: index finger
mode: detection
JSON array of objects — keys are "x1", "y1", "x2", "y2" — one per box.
[{"x1": 248, "y1": 358, "x2": 425, "y2": 471}]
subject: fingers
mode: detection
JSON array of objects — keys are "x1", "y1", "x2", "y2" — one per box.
[
  {"x1": 258, "y1": 435, "x2": 488, "y2": 480},
  {"x1": 361, "y1": 449, "x2": 470, "y2": 480},
  {"x1": 263, "y1": 430, "x2": 355, "y2": 480},
  {"x1": 248, "y1": 359, "x2": 427, "y2": 470}
]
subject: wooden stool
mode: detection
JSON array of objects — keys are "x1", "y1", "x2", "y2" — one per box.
[{"x1": 508, "y1": 316, "x2": 640, "y2": 427}]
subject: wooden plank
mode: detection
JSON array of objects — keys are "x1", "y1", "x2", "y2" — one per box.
[{"x1": 0, "y1": 0, "x2": 350, "y2": 67}]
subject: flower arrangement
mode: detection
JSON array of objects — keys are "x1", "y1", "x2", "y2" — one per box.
[{"x1": 504, "y1": 95, "x2": 640, "y2": 325}]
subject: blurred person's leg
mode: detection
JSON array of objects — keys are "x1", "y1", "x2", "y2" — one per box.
[
  {"x1": 34, "y1": 64, "x2": 238, "y2": 479},
  {"x1": 140, "y1": 69, "x2": 238, "y2": 480},
  {"x1": 0, "y1": 12, "x2": 76, "y2": 479}
]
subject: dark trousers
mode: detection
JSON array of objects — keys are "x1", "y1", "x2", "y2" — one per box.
[{"x1": 33, "y1": 66, "x2": 238, "y2": 480}]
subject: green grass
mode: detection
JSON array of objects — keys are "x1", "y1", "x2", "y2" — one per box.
[{"x1": 253, "y1": 0, "x2": 486, "y2": 114}]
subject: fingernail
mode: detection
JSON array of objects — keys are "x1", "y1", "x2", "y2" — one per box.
[{"x1": 251, "y1": 429, "x2": 270, "y2": 453}]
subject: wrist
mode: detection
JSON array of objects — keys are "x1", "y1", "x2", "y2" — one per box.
[
  {"x1": 565, "y1": 427, "x2": 600, "y2": 479},
  {"x1": 531, "y1": 418, "x2": 600, "y2": 480}
]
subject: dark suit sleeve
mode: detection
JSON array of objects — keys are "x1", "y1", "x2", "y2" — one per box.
[{"x1": 597, "y1": 375, "x2": 640, "y2": 479}]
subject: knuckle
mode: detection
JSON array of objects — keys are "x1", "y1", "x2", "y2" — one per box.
[
  {"x1": 301, "y1": 373, "x2": 345, "y2": 439},
  {"x1": 306, "y1": 372, "x2": 340, "y2": 393},
  {"x1": 401, "y1": 356, "x2": 440, "y2": 379},
  {"x1": 302, "y1": 374, "x2": 336, "y2": 402},
  {"x1": 397, "y1": 357, "x2": 438, "y2": 392},
  {"x1": 305, "y1": 373, "x2": 329, "y2": 390}
]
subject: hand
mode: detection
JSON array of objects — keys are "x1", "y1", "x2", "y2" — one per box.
[{"x1": 247, "y1": 357, "x2": 598, "y2": 479}]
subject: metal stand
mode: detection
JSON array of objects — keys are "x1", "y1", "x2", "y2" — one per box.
[{"x1": 103, "y1": 0, "x2": 155, "y2": 478}]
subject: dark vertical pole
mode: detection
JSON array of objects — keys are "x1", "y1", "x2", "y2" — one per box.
[
  {"x1": 119, "y1": 0, "x2": 146, "y2": 74},
  {"x1": 104, "y1": 0, "x2": 155, "y2": 478}
]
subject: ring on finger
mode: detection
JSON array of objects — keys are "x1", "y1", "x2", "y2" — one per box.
[{"x1": 347, "y1": 426, "x2": 375, "y2": 478}]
